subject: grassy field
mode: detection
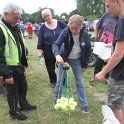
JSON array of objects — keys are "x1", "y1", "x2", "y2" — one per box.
[{"x1": 0, "y1": 34, "x2": 108, "y2": 124}]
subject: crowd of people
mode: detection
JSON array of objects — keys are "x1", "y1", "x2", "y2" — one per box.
[{"x1": 0, "y1": 1, "x2": 124, "y2": 123}]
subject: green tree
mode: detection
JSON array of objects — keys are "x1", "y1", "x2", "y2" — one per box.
[
  {"x1": 30, "y1": 8, "x2": 57, "y2": 24},
  {"x1": 69, "y1": 9, "x2": 81, "y2": 16},
  {"x1": 21, "y1": 7, "x2": 77, "y2": 24},
  {"x1": 76, "y1": 0, "x2": 105, "y2": 19},
  {"x1": 21, "y1": 9, "x2": 32, "y2": 23}
]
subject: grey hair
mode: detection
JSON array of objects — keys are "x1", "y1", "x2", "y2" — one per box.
[
  {"x1": 68, "y1": 14, "x2": 84, "y2": 28},
  {"x1": 41, "y1": 8, "x2": 51, "y2": 18},
  {"x1": 3, "y1": 3, "x2": 22, "y2": 14}
]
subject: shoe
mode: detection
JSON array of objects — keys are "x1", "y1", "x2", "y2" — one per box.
[
  {"x1": 20, "y1": 104, "x2": 37, "y2": 111},
  {"x1": 83, "y1": 106, "x2": 89, "y2": 114},
  {"x1": 10, "y1": 110, "x2": 28, "y2": 120},
  {"x1": 102, "y1": 105, "x2": 120, "y2": 124}
]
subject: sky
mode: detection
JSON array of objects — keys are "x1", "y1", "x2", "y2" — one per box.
[{"x1": 0, "y1": 0, "x2": 76, "y2": 15}]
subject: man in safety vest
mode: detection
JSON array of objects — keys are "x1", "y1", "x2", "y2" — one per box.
[{"x1": 0, "y1": 3, "x2": 36, "y2": 120}]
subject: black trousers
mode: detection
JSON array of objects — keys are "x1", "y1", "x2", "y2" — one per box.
[
  {"x1": 43, "y1": 45, "x2": 57, "y2": 84},
  {"x1": 94, "y1": 57, "x2": 109, "y2": 78},
  {"x1": 6, "y1": 66, "x2": 28, "y2": 113}
]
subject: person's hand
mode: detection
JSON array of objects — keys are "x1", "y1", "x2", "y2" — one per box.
[
  {"x1": 95, "y1": 35, "x2": 99, "y2": 42},
  {"x1": 38, "y1": 49, "x2": 43, "y2": 58},
  {"x1": 0, "y1": 76, "x2": 4, "y2": 84},
  {"x1": 56, "y1": 55, "x2": 64, "y2": 64},
  {"x1": 5, "y1": 77, "x2": 14, "y2": 84},
  {"x1": 94, "y1": 71, "x2": 106, "y2": 81}
]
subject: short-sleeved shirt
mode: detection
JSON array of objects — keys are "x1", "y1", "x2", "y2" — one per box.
[
  {"x1": 110, "y1": 16, "x2": 124, "y2": 80},
  {"x1": 97, "y1": 13, "x2": 118, "y2": 44}
]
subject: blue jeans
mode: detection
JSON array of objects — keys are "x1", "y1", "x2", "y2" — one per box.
[{"x1": 54, "y1": 58, "x2": 88, "y2": 108}]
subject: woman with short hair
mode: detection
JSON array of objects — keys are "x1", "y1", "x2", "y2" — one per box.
[
  {"x1": 37, "y1": 8, "x2": 67, "y2": 88},
  {"x1": 52, "y1": 14, "x2": 91, "y2": 113}
]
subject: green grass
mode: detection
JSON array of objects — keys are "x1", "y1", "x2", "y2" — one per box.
[{"x1": 0, "y1": 34, "x2": 108, "y2": 124}]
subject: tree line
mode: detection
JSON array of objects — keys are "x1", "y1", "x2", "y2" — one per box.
[{"x1": 0, "y1": 0, "x2": 105, "y2": 24}]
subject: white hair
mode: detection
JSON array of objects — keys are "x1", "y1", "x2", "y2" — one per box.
[
  {"x1": 3, "y1": 3, "x2": 22, "y2": 14},
  {"x1": 41, "y1": 8, "x2": 51, "y2": 18}
]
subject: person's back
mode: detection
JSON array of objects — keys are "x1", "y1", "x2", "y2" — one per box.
[
  {"x1": 18, "y1": 22, "x2": 25, "y2": 35},
  {"x1": 19, "y1": 24, "x2": 25, "y2": 32},
  {"x1": 34, "y1": 24, "x2": 40, "y2": 36},
  {"x1": 27, "y1": 23, "x2": 33, "y2": 39},
  {"x1": 27, "y1": 24, "x2": 32, "y2": 34}
]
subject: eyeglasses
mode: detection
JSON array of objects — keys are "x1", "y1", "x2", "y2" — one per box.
[
  {"x1": 6, "y1": 13, "x2": 21, "y2": 20},
  {"x1": 13, "y1": 16, "x2": 22, "y2": 20}
]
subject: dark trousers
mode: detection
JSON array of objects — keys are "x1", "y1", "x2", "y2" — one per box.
[
  {"x1": 44, "y1": 45, "x2": 57, "y2": 84},
  {"x1": 6, "y1": 66, "x2": 28, "y2": 113},
  {"x1": 94, "y1": 57, "x2": 109, "y2": 78}
]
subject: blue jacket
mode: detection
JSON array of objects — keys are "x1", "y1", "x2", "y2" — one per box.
[{"x1": 52, "y1": 27, "x2": 91, "y2": 68}]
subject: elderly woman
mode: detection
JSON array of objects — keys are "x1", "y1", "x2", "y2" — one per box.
[
  {"x1": 37, "y1": 9, "x2": 66, "y2": 88},
  {"x1": 52, "y1": 14, "x2": 91, "y2": 113}
]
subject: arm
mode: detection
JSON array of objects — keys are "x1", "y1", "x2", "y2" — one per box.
[
  {"x1": 94, "y1": 28, "x2": 100, "y2": 42},
  {"x1": 83, "y1": 32, "x2": 92, "y2": 68},
  {"x1": 52, "y1": 28, "x2": 67, "y2": 64},
  {"x1": 37, "y1": 24, "x2": 44, "y2": 58},
  {"x1": 0, "y1": 28, "x2": 12, "y2": 78},
  {"x1": 0, "y1": 28, "x2": 14, "y2": 84},
  {"x1": 95, "y1": 41, "x2": 124, "y2": 80}
]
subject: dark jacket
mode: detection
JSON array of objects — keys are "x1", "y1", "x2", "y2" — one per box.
[
  {"x1": 37, "y1": 20, "x2": 67, "y2": 50},
  {"x1": 52, "y1": 27, "x2": 91, "y2": 68},
  {"x1": 0, "y1": 18, "x2": 28, "y2": 78}
]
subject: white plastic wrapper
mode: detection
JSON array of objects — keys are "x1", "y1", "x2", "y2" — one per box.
[{"x1": 40, "y1": 57, "x2": 44, "y2": 64}]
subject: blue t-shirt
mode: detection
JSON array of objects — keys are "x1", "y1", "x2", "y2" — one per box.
[
  {"x1": 97, "y1": 13, "x2": 118, "y2": 44},
  {"x1": 110, "y1": 16, "x2": 124, "y2": 80},
  {"x1": 37, "y1": 20, "x2": 66, "y2": 50}
]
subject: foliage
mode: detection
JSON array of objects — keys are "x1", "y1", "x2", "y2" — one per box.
[
  {"x1": 76, "y1": 0, "x2": 105, "y2": 19},
  {"x1": 0, "y1": 34, "x2": 108, "y2": 124},
  {"x1": 20, "y1": 0, "x2": 106, "y2": 24},
  {"x1": 21, "y1": 7, "x2": 60, "y2": 24},
  {"x1": 31, "y1": 11, "x2": 42, "y2": 24},
  {"x1": 21, "y1": 9, "x2": 32, "y2": 23},
  {"x1": 69, "y1": 9, "x2": 81, "y2": 17}
]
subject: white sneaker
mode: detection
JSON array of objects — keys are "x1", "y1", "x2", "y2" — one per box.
[{"x1": 102, "y1": 105, "x2": 120, "y2": 124}]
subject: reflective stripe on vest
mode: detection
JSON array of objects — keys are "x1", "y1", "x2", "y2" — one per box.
[
  {"x1": 0, "y1": 21, "x2": 26, "y2": 65},
  {"x1": 7, "y1": 35, "x2": 13, "y2": 58}
]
